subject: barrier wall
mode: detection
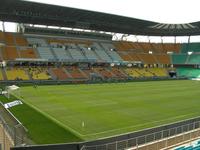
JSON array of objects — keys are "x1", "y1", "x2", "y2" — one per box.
[
  {"x1": 0, "y1": 102, "x2": 32, "y2": 150},
  {"x1": 11, "y1": 117, "x2": 200, "y2": 150}
]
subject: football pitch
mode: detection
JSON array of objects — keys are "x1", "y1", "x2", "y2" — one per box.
[{"x1": 3, "y1": 80, "x2": 200, "y2": 144}]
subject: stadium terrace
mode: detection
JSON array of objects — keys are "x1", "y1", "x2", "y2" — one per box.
[{"x1": 0, "y1": 0, "x2": 200, "y2": 150}]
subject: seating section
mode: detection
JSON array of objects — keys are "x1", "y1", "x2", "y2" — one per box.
[
  {"x1": 28, "y1": 67, "x2": 50, "y2": 80},
  {"x1": 52, "y1": 68, "x2": 70, "y2": 80},
  {"x1": 2, "y1": 47, "x2": 19, "y2": 60},
  {"x1": 155, "y1": 54, "x2": 171, "y2": 64},
  {"x1": 114, "y1": 41, "x2": 181, "y2": 54},
  {"x1": 174, "y1": 139, "x2": 200, "y2": 150},
  {"x1": 4, "y1": 32, "x2": 198, "y2": 65},
  {"x1": 119, "y1": 53, "x2": 133, "y2": 61},
  {"x1": 5, "y1": 67, "x2": 29, "y2": 80},
  {"x1": 101, "y1": 43, "x2": 123, "y2": 62},
  {"x1": 125, "y1": 68, "x2": 168, "y2": 78},
  {"x1": 4, "y1": 32, "x2": 15, "y2": 46},
  {"x1": 68, "y1": 48, "x2": 85, "y2": 60},
  {"x1": 83, "y1": 48, "x2": 98, "y2": 61},
  {"x1": 111, "y1": 68, "x2": 128, "y2": 78},
  {"x1": 66, "y1": 67, "x2": 86, "y2": 78},
  {"x1": 94, "y1": 68, "x2": 114, "y2": 79},
  {"x1": 115, "y1": 42, "x2": 176, "y2": 64},
  {"x1": 27, "y1": 37, "x2": 47, "y2": 46},
  {"x1": 19, "y1": 48, "x2": 37, "y2": 58},
  {"x1": 113, "y1": 41, "x2": 131, "y2": 51},
  {"x1": 37, "y1": 47, "x2": 55, "y2": 60},
  {"x1": 52, "y1": 48, "x2": 71, "y2": 61},
  {"x1": 125, "y1": 68, "x2": 142, "y2": 77},
  {"x1": 171, "y1": 54, "x2": 188, "y2": 64},
  {"x1": 3, "y1": 31, "x2": 200, "y2": 82},
  {"x1": 107, "y1": 50, "x2": 123, "y2": 62},
  {"x1": 163, "y1": 43, "x2": 181, "y2": 53},
  {"x1": 78, "y1": 44, "x2": 98, "y2": 61},
  {"x1": 15, "y1": 34, "x2": 28, "y2": 46},
  {"x1": 1, "y1": 66, "x2": 171, "y2": 80},
  {"x1": 0, "y1": 69, "x2": 3, "y2": 80},
  {"x1": 94, "y1": 49, "x2": 112, "y2": 62},
  {"x1": 176, "y1": 67, "x2": 200, "y2": 78},
  {"x1": 81, "y1": 68, "x2": 99, "y2": 79},
  {"x1": 48, "y1": 39, "x2": 92, "y2": 46},
  {"x1": 140, "y1": 43, "x2": 153, "y2": 53},
  {"x1": 4, "y1": 32, "x2": 200, "y2": 65},
  {"x1": 148, "y1": 68, "x2": 168, "y2": 77},
  {"x1": 135, "y1": 68, "x2": 154, "y2": 77},
  {"x1": 121, "y1": 52, "x2": 169, "y2": 64},
  {"x1": 2, "y1": 47, "x2": 37, "y2": 60},
  {"x1": 137, "y1": 53, "x2": 157, "y2": 64},
  {"x1": 187, "y1": 54, "x2": 200, "y2": 64},
  {"x1": 92, "y1": 43, "x2": 112, "y2": 62},
  {"x1": 0, "y1": 31, "x2": 4, "y2": 42},
  {"x1": 114, "y1": 41, "x2": 188, "y2": 65},
  {"x1": 181, "y1": 43, "x2": 200, "y2": 53},
  {"x1": 114, "y1": 41, "x2": 142, "y2": 52},
  {"x1": 114, "y1": 42, "x2": 200, "y2": 64},
  {"x1": 129, "y1": 53, "x2": 141, "y2": 62}
]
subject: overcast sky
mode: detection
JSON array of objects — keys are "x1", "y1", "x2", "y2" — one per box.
[{"x1": 24, "y1": 0, "x2": 200, "y2": 24}]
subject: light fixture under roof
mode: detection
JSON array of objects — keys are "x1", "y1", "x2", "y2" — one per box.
[{"x1": 149, "y1": 23, "x2": 198, "y2": 30}]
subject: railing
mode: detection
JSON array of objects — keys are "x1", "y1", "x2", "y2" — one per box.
[
  {"x1": 0, "y1": 121, "x2": 14, "y2": 150},
  {"x1": 81, "y1": 120, "x2": 200, "y2": 150},
  {"x1": 0, "y1": 102, "x2": 31, "y2": 147}
]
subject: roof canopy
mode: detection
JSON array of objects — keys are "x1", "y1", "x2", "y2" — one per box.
[{"x1": 1, "y1": 0, "x2": 200, "y2": 36}]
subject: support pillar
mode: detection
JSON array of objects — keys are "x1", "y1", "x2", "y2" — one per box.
[
  {"x1": 2, "y1": 22, "x2": 5, "y2": 32},
  {"x1": 187, "y1": 36, "x2": 191, "y2": 51}
]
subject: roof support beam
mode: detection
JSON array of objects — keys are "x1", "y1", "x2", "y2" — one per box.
[
  {"x1": 187, "y1": 36, "x2": 191, "y2": 52},
  {"x1": 2, "y1": 22, "x2": 5, "y2": 32}
]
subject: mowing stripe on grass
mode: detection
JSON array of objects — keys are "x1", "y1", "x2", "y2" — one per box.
[
  {"x1": 12, "y1": 92, "x2": 84, "y2": 138},
  {"x1": 11, "y1": 80, "x2": 200, "y2": 142},
  {"x1": 0, "y1": 95, "x2": 81, "y2": 144},
  {"x1": 81, "y1": 113, "x2": 198, "y2": 137}
]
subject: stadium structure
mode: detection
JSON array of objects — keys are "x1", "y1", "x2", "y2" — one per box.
[{"x1": 0, "y1": 0, "x2": 200, "y2": 150}]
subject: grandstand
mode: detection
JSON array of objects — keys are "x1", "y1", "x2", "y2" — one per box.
[
  {"x1": 0, "y1": 68, "x2": 3, "y2": 80},
  {"x1": 1, "y1": 29, "x2": 200, "y2": 82},
  {"x1": 5, "y1": 67, "x2": 29, "y2": 80},
  {"x1": 1, "y1": 32, "x2": 184, "y2": 81},
  {"x1": 28, "y1": 67, "x2": 51, "y2": 80},
  {"x1": 1, "y1": 0, "x2": 200, "y2": 150},
  {"x1": 174, "y1": 139, "x2": 200, "y2": 150}
]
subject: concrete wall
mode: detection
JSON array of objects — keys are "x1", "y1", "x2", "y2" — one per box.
[
  {"x1": 0, "y1": 123, "x2": 14, "y2": 150},
  {"x1": 11, "y1": 117, "x2": 200, "y2": 150}
]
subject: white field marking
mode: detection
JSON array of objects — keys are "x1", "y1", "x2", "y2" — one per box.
[
  {"x1": 11, "y1": 92, "x2": 84, "y2": 138},
  {"x1": 81, "y1": 113, "x2": 198, "y2": 137}
]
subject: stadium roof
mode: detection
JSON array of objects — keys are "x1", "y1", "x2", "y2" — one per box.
[{"x1": 1, "y1": 0, "x2": 200, "y2": 36}]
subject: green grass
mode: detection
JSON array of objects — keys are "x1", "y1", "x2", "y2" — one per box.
[
  {"x1": 0, "y1": 96, "x2": 81, "y2": 144},
  {"x1": 1, "y1": 80, "x2": 200, "y2": 144}
]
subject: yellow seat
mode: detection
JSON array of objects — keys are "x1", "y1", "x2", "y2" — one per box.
[
  {"x1": 0, "y1": 69, "x2": 3, "y2": 80},
  {"x1": 29, "y1": 68, "x2": 50, "y2": 80},
  {"x1": 148, "y1": 68, "x2": 168, "y2": 77},
  {"x1": 125, "y1": 69, "x2": 141, "y2": 77},
  {"x1": 6, "y1": 68, "x2": 29, "y2": 80}
]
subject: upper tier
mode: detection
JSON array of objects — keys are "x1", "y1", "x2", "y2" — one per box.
[{"x1": 0, "y1": 32, "x2": 200, "y2": 65}]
